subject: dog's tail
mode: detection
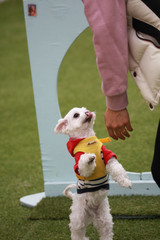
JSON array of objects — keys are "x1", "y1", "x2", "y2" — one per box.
[{"x1": 63, "y1": 184, "x2": 77, "y2": 199}]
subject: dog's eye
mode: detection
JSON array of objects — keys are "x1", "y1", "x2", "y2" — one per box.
[{"x1": 73, "y1": 113, "x2": 80, "y2": 118}]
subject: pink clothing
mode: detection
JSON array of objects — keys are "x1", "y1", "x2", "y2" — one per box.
[{"x1": 82, "y1": 0, "x2": 128, "y2": 110}]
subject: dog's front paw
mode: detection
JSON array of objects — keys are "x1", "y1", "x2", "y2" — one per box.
[
  {"x1": 119, "y1": 178, "x2": 132, "y2": 188},
  {"x1": 88, "y1": 154, "x2": 96, "y2": 164},
  {"x1": 78, "y1": 153, "x2": 96, "y2": 178}
]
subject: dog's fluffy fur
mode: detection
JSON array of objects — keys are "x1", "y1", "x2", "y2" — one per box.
[{"x1": 54, "y1": 107, "x2": 132, "y2": 240}]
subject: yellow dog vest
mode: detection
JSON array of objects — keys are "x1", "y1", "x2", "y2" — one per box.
[{"x1": 73, "y1": 136, "x2": 107, "y2": 181}]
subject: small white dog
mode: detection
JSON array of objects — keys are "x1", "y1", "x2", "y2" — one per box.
[{"x1": 54, "y1": 107, "x2": 132, "y2": 240}]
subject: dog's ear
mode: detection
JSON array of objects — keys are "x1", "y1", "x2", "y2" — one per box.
[{"x1": 54, "y1": 119, "x2": 68, "y2": 134}]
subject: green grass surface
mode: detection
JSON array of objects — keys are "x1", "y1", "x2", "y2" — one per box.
[
  {"x1": 0, "y1": 0, "x2": 160, "y2": 239},
  {"x1": 30, "y1": 196, "x2": 160, "y2": 220}
]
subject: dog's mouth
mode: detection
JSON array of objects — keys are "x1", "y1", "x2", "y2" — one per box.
[{"x1": 83, "y1": 111, "x2": 93, "y2": 123}]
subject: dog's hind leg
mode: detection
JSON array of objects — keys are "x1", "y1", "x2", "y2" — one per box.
[
  {"x1": 93, "y1": 197, "x2": 113, "y2": 240},
  {"x1": 69, "y1": 195, "x2": 90, "y2": 240},
  {"x1": 70, "y1": 229, "x2": 89, "y2": 240}
]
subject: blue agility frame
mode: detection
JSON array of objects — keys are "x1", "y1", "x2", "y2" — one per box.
[{"x1": 20, "y1": 0, "x2": 159, "y2": 208}]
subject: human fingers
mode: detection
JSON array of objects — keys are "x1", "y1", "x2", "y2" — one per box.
[
  {"x1": 108, "y1": 127, "x2": 131, "y2": 140},
  {"x1": 116, "y1": 127, "x2": 130, "y2": 140},
  {"x1": 107, "y1": 127, "x2": 118, "y2": 140},
  {"x1": 115, "y1": 128, "x2": 126, "y2": 140},
  {"x1": 121, "y1": 128, "x2": 130, "y2": 138},
  {"x1": 125, "y1": 121, "x2": 133, "y2": 132},
  {"x1": 108, "y1": 126, "x2": 129, "y2": 140}
]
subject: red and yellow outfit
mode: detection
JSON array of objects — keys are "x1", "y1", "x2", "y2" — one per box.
[{"x1": 67, "y1": 136, "x2": 116, "y2": 194}]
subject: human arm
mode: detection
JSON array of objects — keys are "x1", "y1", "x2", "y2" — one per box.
[{"x1": 82, "y1": 0, "x2": 133, "y2": 139}]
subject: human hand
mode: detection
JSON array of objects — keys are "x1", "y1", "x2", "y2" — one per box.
[{"x1": 104, "y1": 108, "x2": 133, "y2": 140}]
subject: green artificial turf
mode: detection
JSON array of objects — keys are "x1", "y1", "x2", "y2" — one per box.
[
  {"x1": 0, "y1": 0, "x2": 160, "y2": 240},
  {"x1": 30, "y1": 196, "x2": 160, "y2": 240},
  {"x1": 30, "y1": 196, "x2": 160, "y2": 220},
  {"x1": 29, "y1": 196, "x2": 160, "y2": 240}
]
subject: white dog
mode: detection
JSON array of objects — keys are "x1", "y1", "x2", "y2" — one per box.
[{"x1": 54, "y1": 107, "x2": 132, "y2": 240}]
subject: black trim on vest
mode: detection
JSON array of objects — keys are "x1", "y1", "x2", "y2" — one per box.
[
  {"x1": 141, "y1": 0, "x2": 160, "y2": 18},
  {"x1": 77, "y1": 183, "x2": 109, "y2": 194},
  {"x1": 133, "y1": 18, "x2": 160, "y2": 45}
]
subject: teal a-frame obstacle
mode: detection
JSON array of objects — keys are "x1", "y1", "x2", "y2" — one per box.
[{"x1": 20, "y1": 0, "x2": 159, "y2": 207}]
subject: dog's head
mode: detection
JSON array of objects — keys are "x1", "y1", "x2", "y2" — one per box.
[{"x1": 54, "y1": 107, "x2": 96, "y2": 139}]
